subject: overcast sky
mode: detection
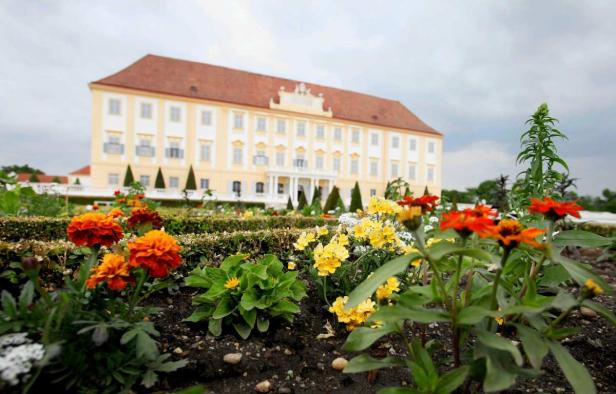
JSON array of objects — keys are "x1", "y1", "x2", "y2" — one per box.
[{"x1": 1, "y1": 1, "x2": 615, "y2": 195}]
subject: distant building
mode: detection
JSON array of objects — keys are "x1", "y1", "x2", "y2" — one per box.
[{"x1": 86, "y1": 54, "x2": 443, "y2": 205}]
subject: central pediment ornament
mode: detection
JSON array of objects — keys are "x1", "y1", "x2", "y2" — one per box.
[{"x1": 270, "y1": 83, "x2": 333, "y2": 118}]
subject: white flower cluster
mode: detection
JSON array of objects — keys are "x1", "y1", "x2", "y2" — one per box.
[
  {"x1": 338, "y1": 213, "x2": 360, "y2": 228},
  {"x1": 0, "y1": 333, "x2": 45, "y2": 386},
  {"x1": 397, "y1": 231, "x2": 414, "y2": 243}
]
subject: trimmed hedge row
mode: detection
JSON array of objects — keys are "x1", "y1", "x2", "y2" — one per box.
[
  {"x1": 0, "y1": 215, "x2": 334, "y2": 241},
  {"x1": 0, "y1": 228, "x2": 303, "y2": 281},
  {"x1": 577, "y1": 222, "x2": 616, "y2": 238}
]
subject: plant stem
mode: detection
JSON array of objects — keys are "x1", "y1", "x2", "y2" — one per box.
[
  {"x1": 450, "y1": 239, "x2": 466, "y2": 368},
  {"x1": 488, "y1": 248, "x2": 511, "y2": 330},
  {"x1": 519, "y1": 220, "x2": 553, "y2": 299},
  {"x1": 128, "y1": 269, "x2": 148, "y2": 318}
]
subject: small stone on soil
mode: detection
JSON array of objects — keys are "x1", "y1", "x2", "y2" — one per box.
[
  {"x1": 255, "y1": 380, "x2": 272, "y2": 392},
  {"x1": 331, "y1": 357, "x2": 348, "y2": 370},
  {"x1": 173, "y1": 347, "x2": 183, "y2": 354},
  {"x1": 580, "y1": 306, "x2": 598, "y2": 318},
  {"x1": 223, "y1": 352, "x2": 243, "y2": 364}
]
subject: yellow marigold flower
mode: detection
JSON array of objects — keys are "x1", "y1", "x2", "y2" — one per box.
[
  {"x1": 584, "y1": 278, "x2": 603, "y2": 297},
  {"x1": 242, "y1": 210, "x2": 254, "y2": 218},
  {"x1": 287, "y1": 261, "x2": 297, "y2": 270},
  {"x1": 293, "y1": 231, "x2": 317, "y2": 251},
  {"x1": 316, "y1": 226, "x2": 329, "y2": 237},
  {"x1": 329, "y1": 296, "x2": 376, "y2": 331},
  {"x1": 375, "y1": 277, "x2": 401, "y2": 301},
  {"x1": 224, "y1": 276, "x2": 240, "y2": 289}
]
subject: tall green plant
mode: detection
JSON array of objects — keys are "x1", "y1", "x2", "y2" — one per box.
[
  {"x1": 154, "y1": 168, "x2": 165, "y2": 189},
  {"x1": 286, "y1": 196, "x2": 294, "y2": 210},
  {"x1": 123, "y1": 165, "x2": 135, "y2": 187},
  {"x1": 185, "y1": 166, "x2": 197, "y2": 191},
  {"x1": 349, "y1": 182, "x2": 363, "y2": 212},
  {"x1": 297, "y1": 190, "x2": 308, "y2": 210},
  {"x1": 515, "y1": 103, "x2": 568, "y2": 204},
  {"x1": 323, "y1": 186, "x2": 341, "y2": 213}
]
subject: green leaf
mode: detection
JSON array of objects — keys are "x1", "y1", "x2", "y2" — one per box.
[
  {"x1": 289, "y1": 281, "x2": 307, "y2": 301},
  {"x1": 208, "y1": 318, "x2": 222, "y2": 336},
  {"x1": 346, "y1": 254, "x2": 414, "y2": 309},
  {"x1": 548, "y1": 341, "x2": 596, "y2": 394},
  {"x1": 18, "y1": 281, "x2": 34, "y2": 311},
  {"x1": 434, "y1": 366, "x2": 470, "y2": 394},
  {"x1": 239, "y1": 306, "x2": 256, "y2": 328},
  {"x1": 342, "y1": 323, "x2": 398, "y2": 352},
  {"x1": 233, "y1": 321, "x2": 252, "y2": 339},
  {"x1": 369, "y1": 305, "x2": 450, "y2": 324},
  {"x1": 483, "y1": 351, "x2": 517, "y2": 392},
  {"x1": 428, "y1": 243, "x2": 492, "y2": 262},
  {"x1": 582, "y1": 300, "x2": 616, "y2": 326},
  {"x1": 457, "y1": 306, "x2": 492, "y2": 325},
  {"x1": 212, "y1": 297, "x2": 236, "y2": 319},
  {"x1": 378, "y1": 388, "x2": 419, "y2": 394},
  {"x1": 270, "y1": 299, "x2": 300, "y2": 315},
  {"x1": 343, "y1": 354, "x2": 406, "y2": 373},
  {"x1": 240, "y1": 288, "x2": 259, "y2": 311},
  {"x1": 1, "y1": 290, "x2": 17, "y2": 316},
  {"x1": 515, "y1": 324, "x2": 548, "y2": 369},
  {"x1": 476, "y1": 330, "x2": 523, "y2": 366},
  {"x1": 220, "y1": 254, "x2": 248, "y2": 272},
  {"x1": 183, "y1": 306, "x2": 213, "y2": 323},
  {"x1": 553, "y1": 230, "x2": 613, "y2": 248},
  {"x1": 141, "y1": 370, "x2": 158, "y2": 388},
  {"x1": 256, "y1": 317, "x2": 269, "y2": 333},
  {"x1": 553, "y1": 254, "x2": 611, "y2": 294}
]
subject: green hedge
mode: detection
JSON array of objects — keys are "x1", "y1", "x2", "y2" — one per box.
[
  {"x1": 577, "y1": 222, "x2": 616, "y2": 238},
  {"x1": 0, "y1": 215, "x2": 334, "y2": 241},
  {"x1": 0, "y1": 228, "x2": 303, "y2": 282}
]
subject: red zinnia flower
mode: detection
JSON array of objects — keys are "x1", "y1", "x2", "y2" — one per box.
[
  {"x1": 529, "y1": 197, "x2": 582, "y2": 220},
  {"x1": 127, "y1": 207, "x2": 163, "y2": 230},
  {"x1": 397, "y1": 195, "x2": 439, "y2": 213},
  {"x1": 440, "y1": 204, "x2": 497, "y2": 237},
  {"x1": 483, "y1": 219, "x2": 544, "y2": 250},
  {"x1": 114, "y1": 190, "x2": 121, "y2": 196},
  {"x1": 128, "y1": 230, "x2": 182, "y2": 278},
  {"x1": 67, "y1": 213, "x2": 124, "y2": 247}
]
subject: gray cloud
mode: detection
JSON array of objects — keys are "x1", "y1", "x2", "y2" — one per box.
[{"x1": 0, "y1": 0, "x2": 614, "y2": 195}]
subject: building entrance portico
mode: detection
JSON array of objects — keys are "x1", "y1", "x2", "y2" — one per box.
[{"x1": 267, "y1": 168, "x2": 336, "y2": 206}]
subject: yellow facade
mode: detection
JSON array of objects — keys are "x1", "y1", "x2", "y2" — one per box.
[{"x1": 89, "y1": 83, "x2": 442, "y2": 207}]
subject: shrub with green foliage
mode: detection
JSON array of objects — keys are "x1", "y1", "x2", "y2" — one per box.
[
  {"x1": 286, "y1": 196, "x2": 294, "y2": 210},
  {"x1": 349, "y1": 181, "x2": 363, "y2": 212},
  {"x1": 185, "y1": 165, "x2": 196, "y2": 190},
  {"x1": 297, "y1": 190, "x2": 308, "y2": 210},
  {"x1": 323, "y1": 186, "x2": 342, "y2": 213},
  {"x1": 123, "y1": 165, "x2": 135, "y2": 187},
  {"x1": 154, "y1": 168, "x2": 165, "y2": 189},
  {"x1": 185, "y1": 254, "x2": 306, "y2": 338}
]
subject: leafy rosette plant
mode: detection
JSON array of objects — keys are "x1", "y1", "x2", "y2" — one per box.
[
  {"x1": 185, "y1": 254, "x2": 307, "y2": 339},
  {"x1": 341, "y1": 197, "x2": 616, "y2": 394}
]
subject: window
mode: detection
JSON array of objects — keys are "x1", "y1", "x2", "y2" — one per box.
[
  {"x1": 139, "y1": 175, "x2": 150, "y2": 187},
  {"x1": 170, "y1": 106, "x2": 181, "y2": 122},
  {"x1": 370, "y1": 189, "x2": 377, "y2": 197},
  {"x1": 316, "y1": 124, "x2": 325, "y2": 139},
  {"x1": 296, "y1": 121, "x2": 306, "y2": 137},
  {"x1": 315, "y1": 156, "x2": 324, "y2": 169},
  {"x1": 295, "y1": 153, "x2": 306, "y2": 168},
  {"x1": 201, "y1": 110, "x2": 212, "y2": 126},
  {"x1": 200, "y1": 178, "x2": 210, "y2": 189},
  {"x1": 136, "y1": 138, "x2": 154, "y2": 156},
  {"x1": 256, "y1": 117, "x2": 266, "y2": 131},
  {"x1": 140, "y1": 103, "x2": 152, "y2": 119},
  {"x1": 276, "y1": 119, "x2": 286, "y2": 133},
  {"x1": 256, "y1": 182, "x2": 264, "y2": 194},
  {"x1": 277, "y1": 183, "x2": 284, "y2": 194},
  {"x1": 169, "y1": 176, "x2": 179, "y2": 188},
  {"x1": 350, "y1": 159, "x2": 359, "y2": 175},
  {"x1": 108, "y1": 173, "x2": 119, "y2": 185},
  {"x1": 200, "y1": 144, "x2": 211, "y2": 162},
  {"x1": 108, "y1": 98, "x2": 121, "y2": 115},
  {"x1": 371, "y1": 133, "x2": 379, "y2": 146},
  {"x1": 351, "y1": 128, "x2": 360, "y2": 143},
  {"x1": 104, "y1": 136, "x2": 124, "y2": 154},
  {"x1": 428, "y1": 141, "x2": 436, "y2": 154},
  {"x1": 334, "y1": 127, "x2": 342, "y2": 141},
  {"x1": 408, "y1": 163, "x2": 417, "y2": 181},
  {"x1": 392, "y1": 136, "x2": 400, "y2": 149},
  {"x1": 233, "y1": 113, "x2": 244, "y2": 129},
  {"x1": 427, "y1": 166, "x2": 435, "y2": 183},
  {"x1": 391, "y1": 162, "x2": 399, "y2": 177},
  {"x1": 232, "y1": 181, "x2": 241, "y2": 195},
  {"x1": 333, "y1": 157, "x2": 341, "y2": 173},
  {"x1": 409, "y1": 138, "x2": 417, "y2": 151},
  {"x1": 276, "y1": 152, "x2": 285, "y2": 166},
  {"x1": 254, "y1": 150, "x2": 268, "y2": 165},
  {"x1": 370, "y1": 161, "x2": 378, "y2": 176},
  {"x1": 166, "y1": 141, "x2": 183, "y2": 158},
  {"x1": 233, "y1": 147, "x2": 243, "y2": 164}
]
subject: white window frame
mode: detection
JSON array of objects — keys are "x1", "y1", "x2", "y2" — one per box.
[
  {"x1": 315, "y1": 156, "x2": 324, "y2": 169},
  {"x1": 276, "y1": 119, "x2": 286, "y2": 134},
  {"x1": 370, "y1": 133, "x2": 379, "y2": 146},
  {"x1": 392, "y1": 136, "x2": 400, "y2": 149},
  {"x1": 296, "y1": 121, "x2": 306, "y2": 137},
  {"x1": 316, "y1": 124, "x2": 325, "y2": 139},
  {"x1": 200, "y1": 144, "x2": 211, "y2": 162},
  {"x1": 170, "y1": 106, "x2": 181, "y2": 122},
  {"x1": 108, "y1": 98, "x2": 121, "y2": 116},
  {"x1": 169, "y1": 176, "x2": 179, "y2": 188},
  {"x1": 351, "y1": 128, "x2": 360, "y2": 143},
  {"x1": 428, "y1": 140, "x2": 436, "y2": 154},
  {"x1": 276, "y1": 152, "x2": 285, "y2": 166},
  {"x1": 391, "y1": 162, "x2": 399, "y2": 178},
  {"x1": 256, "y1": 117, "x2": 266, "y2": 131},
  {"x1": 140, "y1": 102, "x2": 152, "y2": 119},
  {"x1": 200, "y1": 178, "x2": 210, "y2": 189},
  {"x1": 108, "y1": 173, "x2": 119, "y2": 185},
  {"x1": 408, "y1": 163, "x2": 417, "y2": 181},
  {"x1": 409, "y1": 138, "x2": 417, "y2": 152},
  {"x1": 333, "y1": 157, "x2": 341, "y2": 173},
  {"x1": 334, "y1": 127, "x2": 342, "y2": 141},
  {"x1": 139, "y1": 175, "x2": 150, "y2": 187},
  {"x1": 233, "y1": 147, "x2": 243, "y2": 164},
  {"x1": 201, "y1": 110, "x2": 212, "y2": 126},
  {"x1": 233, "y1": 113, "x2": 244, "y2": 129},
  {"x1": 350, "y1": 159, "x2": 359, "y2": 175},
  {"x1": 370, "y1": 161, "x2": 378, "y2": 176}
]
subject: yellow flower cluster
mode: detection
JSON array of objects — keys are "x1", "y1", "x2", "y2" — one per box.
[
  {"x1": 316, "y1": 226, "x2": 329, "y2": 237},
  {"x1": 313, "y1": 234, "x2": 349, "y2": 276},
  {"x1": 329, "y1": 296, "x2": 376, "y2": 331},
  {"x1": 353, "y1": 218, "x2": 380, "y2": 240},
  {"x1": 242, "y1": 210, "x2": 254, "y2": 218},
  {"x1": 294, "y1": 231, "x2": 317, "y2": 251},
  {"x1": 584, "y1": 278, "x2": 603, "y2": 297},
  {"x1": 426, "y1": 237, "x2": 456, "y2": 248},
  {"x1": 369, "y1": 224, "x2": 398, "y2": 249},
  {"x1": 375, "y1": 277, "x2": 401, "y2": 301},
  {"x1": 367, "y1": 196, "x2": 402, "y2": 216}
]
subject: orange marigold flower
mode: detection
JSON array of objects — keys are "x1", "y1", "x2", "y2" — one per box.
[
  {"x1": 441, "y1": 204, "x2": 497, "y2": 237},
  {"x1": 529, "y1": 197, "x2": 582, "y2": 220},
  {"x1": 67, "y1": 213, "x2": 124, "y2": 247},
  {"x1": 224, "y1": 276, "x2": 240, "y2": 289},
  {"x1": 127, "y1": 207, "x2": 163, "y2": 230},
  {"x1": 86, "y1": 253, "x2": 133, "y2": 290},
  {"x1": 117, "y1": 198, "x2": 126, "y2": 204},
  {"x1": 398, "y1": 195, "x2": 439, "y2": 213},
  {"x1": 135, "y1": 193, "x2": 145, "y2": 200},
  {"x1": 484, "y1": 219, "x2": 544, "y2": 250},
  {"x1": 128, "y1": 230, "x2": 182, "y2": 278},
  {"x1": 107, "y1": 208, "x2": 124, "y2": 218}
]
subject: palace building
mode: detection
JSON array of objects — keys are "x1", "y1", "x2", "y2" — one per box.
[{"x1": 84, "y1": 54, "x2": 442, "y2": 206}]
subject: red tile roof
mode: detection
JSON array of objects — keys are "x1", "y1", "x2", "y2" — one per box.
[
  {"x1": 17, "y1": 174, "x2": 68, "y2": 184},
  {"x1": 70, "y1": 165, "x2": 91, "y2": 176},
  {"x1": 92, "y1": 54, "x2": 441, "y2": 135}
]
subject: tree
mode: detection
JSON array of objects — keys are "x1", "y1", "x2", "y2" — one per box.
[
  {"x1": 310, "y1": 186, "x2": 321, "y2": 209},
  {"x1": 123, "y1": 165, "x2": 135, "y2": 186},
  {"x1": 28, "y1": 173, "x2": 39, "y2": 182},
  {"x1": 2, "y1": 164, "x2": 43, "y2": 175},
  {"x1": 323, "y1": 186, "x2": 342, "y2": 213},
  {"x1": 185, "y1": 165, "x2": 196, "y2": 190},
  {"x1": 404, "y1": 186, "x2": 412, "y2": 197},
  {"x1": 297, "y1": 190, "x2": 308, "y2": 210},
  {"x1": 286, "y1": 195, "x2": 294, "y2": 210},
  {"x1": 349, "y1": 181, "x2": 363, "y2": 212},
  {"x1": 493, "y1": 175, "x2": 509, "y2": 212},
  {"x1": 155, "y1": 167, "x2": 165, "y2": 189},
  {"x1": 423, "y1": 186, "x2": 430, "y2": 196},
  {"x1": 74, "y1": 178, "x2": 81, "y2": 185}
]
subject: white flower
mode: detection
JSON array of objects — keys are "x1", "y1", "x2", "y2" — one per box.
[
  {"x1": 397, "y1": 231, "x2": 414, "y2": 242},
  {"x1": 0, "y1": 333, "x2": 46, "y2": 386},
  {"x1": 424, "y1": 225, "x2": 434, "y2": 232},
  {"x1": 338, "y1": 213, "x2": 359, "y2": 228},
  {"x1": 429, "y1": 216, "x2": 439, "y2": 224}
]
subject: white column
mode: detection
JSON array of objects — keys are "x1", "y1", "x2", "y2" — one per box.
[
  {"x1": 328, "y1": 179, "x2": 333, "y2": 195},
  {"x1": 274, "y1": 175, "x2": 279, "y2": 200},
  {"x1": 309, "y1": 178, "x2": 314, "y2": 200},
  {"x1": 268, "y1": 175, "x2": 274, "y2": 197}
]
